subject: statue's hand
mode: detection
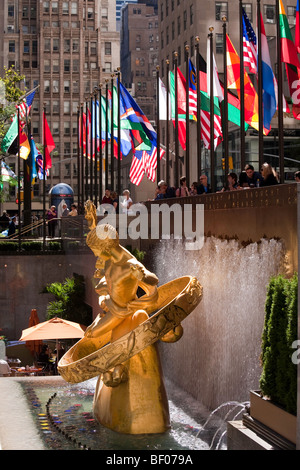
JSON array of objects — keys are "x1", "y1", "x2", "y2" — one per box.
[
  {"x1": 160, "y1": 324, "x2": 184, "y2": 343},
  {"x1": 130, "y1": 264, "x2": 144, "y2": 280}
]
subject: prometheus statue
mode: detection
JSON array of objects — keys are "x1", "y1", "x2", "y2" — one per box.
[{"x1": 58, "y1": 201, "x2": 203, "y2": 434}]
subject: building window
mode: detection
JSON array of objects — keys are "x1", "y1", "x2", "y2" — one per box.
[
  {"x1": 8, "y1": 5, "x2": 14, "y2": 17},
  {"x1": 287, "y1": 6, "x2": 296, "y2": 25},
  {"x1": 53, "y1": 80, "x2": 59, "y2": 93},
  {"x1": 104, "y1": 62, "x2": 112, "y2": 72},
  {"x1": 264, "y1": 5, "x2": 275, "y2": 24},
  {"x1": 64, "y1": 60, "x2": 70, "y2": 72},
  {"x1": 102, "y1": 8, "x2": 108, "y2": 19},
  {"x1": 64, "y1": 122, "x2": 70, "y2": 135},
  {"x1": 184, "y1": 10, "x2": 187, "y2": 30},
  {"x1": 190, "y1": 5, "x2": 194, "y2": 25},
  {"x1": 64, "y1": 39, "x2": 70, "y2": 53},
  {"x1": 53, "y1": 101, "x2": 59, "y2": 113},
  {"x1": 216, "y1": 33, "x2": 224, "y2": 54},
  {"x1": 32, "y1": 41, "x2": 38, "y2": 54},
  {"x1": 73, "y1": 59, "x2": 79, "y2": 72},
  {"x1": 73, "y1": 40, "x2": 79, "y2": 52},
  {"x1": 64, "y1": 101, "x2": 70, "y2": 114},
  {"x1": 44, "y1": 80, "x2": 50, "y2": 93},
  {"x1": 242, "y1": 3, "x2": 252, "y2": 21},
  {"x1": 9, "y1": 41, "x2": 15, "y2": 53},
  {"x1": 43, "y1": 1, "x2": 50, "y2": 14},
  {"x1": 22, "y1": 6, "x2": 28, "y2": 18},
  {"x1": 71, "y1": 2, "x2": 78, "y2": 15},
  {"x1": 44, "y1": 59, "x2": 50, "y2": 72},
  {"x1": 53, "y1": 59, "x2": 59, "y2": 73},
  {"x1": 215, "y1": 2, "x2": 228, "y2": 21},
  {"x1": 64, "y1": 80, "x2": 70, "y2": 93},
  {"x1": 52, "y1": 2, "x2": 58, "y2": 13},
  {"x1": 105, "y1": 42, "x2": 111, "y2": 55},
  {"x1": 62, "y1": 2, "x2": 69, "y2": 14}
]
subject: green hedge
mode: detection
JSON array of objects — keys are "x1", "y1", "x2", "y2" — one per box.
[{"x1": 260, "y1": 273, "x2": 298, "y2": 415}]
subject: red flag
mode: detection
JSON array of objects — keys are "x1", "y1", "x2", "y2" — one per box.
[{"x1": 43, "y1": 112, "x2": 55, "y2": 170}]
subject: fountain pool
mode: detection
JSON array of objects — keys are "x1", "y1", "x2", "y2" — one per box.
[{"x1": 0, "y1": 375, "x2": 233, "y2": 451}]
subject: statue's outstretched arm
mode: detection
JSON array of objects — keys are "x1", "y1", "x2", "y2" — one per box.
[{"x1": 85, "y1": 200, "x2": 97, "y2": 230}]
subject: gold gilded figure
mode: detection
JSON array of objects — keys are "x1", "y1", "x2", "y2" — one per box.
[
  {"x1": 84, "y1": 200, "x2": 159, "y2": 337},
  {"x1": 58, "y1": 201, "x2": 203, "y2": 434}
]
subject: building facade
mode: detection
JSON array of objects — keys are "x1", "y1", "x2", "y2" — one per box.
[
  {"x1": 158, "y1": 0, "x2": 300, "y2": 189},
  {"x1": 0, "y1": 0, "x2": 120, "y2": 213}
]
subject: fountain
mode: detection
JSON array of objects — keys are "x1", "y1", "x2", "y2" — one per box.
[{"x1": 58, "y1": 201, "x2": 203, "y2": 435}]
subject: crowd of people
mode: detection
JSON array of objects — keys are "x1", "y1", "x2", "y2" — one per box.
[{"x1": 152, "y1": 162, "x2": 289, "y2": 200}]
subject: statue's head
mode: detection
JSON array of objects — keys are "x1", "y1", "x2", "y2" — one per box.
[{"x1": 86, "y1": 223, "x2": 119, "y2": 258}]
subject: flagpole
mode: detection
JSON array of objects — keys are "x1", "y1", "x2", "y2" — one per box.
[
  {"x1": 257, "y1": 0, "x2": 264, "y2": 170},
  {"x1": 174, "y1": 51, "x2": 179, "y2": 189},
  {"x1": 156, "y1": 65, "x2": 161, "y2": 183},
  {"x1": 222, "y1": 17, "x2": 229, "y2": 186},
  {"x1": 105, "y1": 80, "x2": 109, "y2": 191},
  {"x1": 77, "y1": 106, "x2": 81, "y2": 208},
  {"x1": 195, "y1": 36, "x2": 202, "y2": 181},
  {"x1": 23, "y1": 104, "x2": 32, "y2": 229},
  {"x1": 185, "y1": 45, "x2": 190, "y2": 188},
  {"x1": 110, "y1": 74, "x2": 115, "y2": 192},
  {"x1": 90, "y1": 93, "x2": 94, "y2": 201},
  {"x1": 276, "y1": 0, "x2": 285, "y2": 183},
  {"x1": 98, "y1": 84, "x2": 103, "y2": 201},
  {"x1": 209, "y1": 28, "x2": 215, "y2": 193},
  {"x1": 85, "y1": 100, "x2": 89, "y2": 202},
  {"x1": 166, "y1": 59, "x2": 170, "y2": 186},
  {"x1": 17, "y1": 108, "x2": 21, "y2": 251},
  {"x1": 239, "y1": 0, "x2": 246, "y2": 170},
  {"x1": 117, "y1": 69, "x2": 121, "y2": 196},
  {"x1": 42, "y1": 105, "x2": 46, "y2": 252},
  {"x1": 80, "y1": 103, "x2": 84, "y2": 207},
  {"x1": 94, "y1": 88, "x2": 98, "y2": 206}
]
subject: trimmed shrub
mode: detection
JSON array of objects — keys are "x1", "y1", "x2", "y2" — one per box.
[{"x1": 260, "y1": 273, "x2": 298, "y2": 415}]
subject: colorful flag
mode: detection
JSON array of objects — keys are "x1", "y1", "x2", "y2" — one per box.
[
  {"x1": 169, "y1": 69, "x2": 187, "y2": 151},
  {"x1": 118, "y1": 80, "x2": 156, "y2": 148},
  {"x1": 226, "y1": 34, "x2": 260, "y2": 132},
  {"x1": 259, "y1": 12, "x2": 277, "y2": 130},
  {"x1": 112, "y1": 86, "x2": 133, "y2": 157},
  {"x1": 18, "y1": 128, "x2": 30, "y2": 160},
  {"x1": 144, "y1": 145, "x2": 166, "y2": 182},
  {"x1": 188, "y1": 60, "x2": 197, "y2": 120},
  {"x1": 1, "y1": 114, "x2": 18, "y2": 153},
  {"x1": 43, "y1": 112, "x2": 55, "y2": 169},
  {"x1": 0, "y1": 160, "x2": 17, "y2": 185},
  {"x1": 17, "y1": 87, "x2": 37, "y2": 128},
  {"x1": 296, "y1": 0, "x2": 300, "y2": 53},
  {"x1": 279, "y1": 0, "x2": 300, "y2": 119},
  {"x1": 242, "y1": 8, "x2": 257, "y2": 74},
  {"x1": 30, "y1": 136, "x2": 38, "y2": 180}
]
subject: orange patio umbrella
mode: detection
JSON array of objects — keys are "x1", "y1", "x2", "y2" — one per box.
[
  {"x1": 26, "y1": 309, "x2": 43, "y2": 355},
  {"x1": 19, "y1": 317, "x2": 86, "y2": 352}
]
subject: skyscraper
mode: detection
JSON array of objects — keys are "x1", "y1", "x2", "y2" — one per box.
[{"x1": 0, "y1": 0, "x2": 120, "y2": 213}]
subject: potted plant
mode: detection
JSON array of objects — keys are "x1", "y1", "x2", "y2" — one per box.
[{"x1": 250, "y1": 274, "x2": 297, "y2": 445}]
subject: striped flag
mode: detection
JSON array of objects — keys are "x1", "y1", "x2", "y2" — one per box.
[
  {"x1": 242, "y1": 8, "x2": 257, "y2": 74},
  {"x1": 17, "y1": 87, "x2": 37, "y2": 128},
  {"x1": 144, "y1": 146, "x2": 166, "y2": 182},
  {"x1": 188, "y1": 60, "x2": 197, "y2": 120},
  {"x1": 129, "y1": 150, "x2": 146, "y2": 186}
]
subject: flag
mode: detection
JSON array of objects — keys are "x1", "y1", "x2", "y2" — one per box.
[
  {"x1": 242, "y1": 8, "x2": 257, "y2": 74},
  {"x1": 43, "y1": 112, "x2": 55, "y2": 169},
  {"x1": 259, "y1": 12, "x2": 277, "y2": 130},
  {"x1": 296, "y1": 0, "x2": 300, "y2": 53},
  {"x1": 226, "y1": 34, "x2": 260, "y2": 132},
  {"x1": 158, "y1": 78, "x2": 172, "y2": 120},
  {"x1": 129, "y1": 149, "x2": 146, "y2": 186},
  {"x1": 1, "y1": 114, "x2": 18, "y2": 153},
  {"x1": 36, "y1": 151, "x2": 49, "y2": 180},
  {"x1": 118, "y1": 80, "x2": 156, "y2": 148},
  {"x1": 112, "y1": 86, "x2": 132, "y2": 156},
  {"x1": 206, "y1": 39, "x2": 223, "y2": 149},
  {"x1": 17, "y1": 87, "x2": 37, "y2": 128},
  {"x1": 144, "y1": 145, "x2": 165, "y2": 182},
  {"x1": 0, "y1": 160, "x2": 17, "y2": 185},
  {"x1": 169, "y1": 69, "x2": 187, "y2": 151},
  {"x1": 30, "y1": 136, "x2": 38, "y2": 180},
  {"x1": 188, "y1": 60, "x2": 197, "y2": 120},
  {"x1": 279, "y1": 0, "x2": 300, "y2": 119},
  {"x1": 18, "y1": 128, "x2": 30, "y2": 160}
]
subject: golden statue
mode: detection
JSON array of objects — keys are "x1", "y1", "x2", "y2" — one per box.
[{"x1": 58, "y1": 201, "x2": 203, "y2": 434}]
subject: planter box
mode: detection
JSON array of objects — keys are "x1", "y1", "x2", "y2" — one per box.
[{"x1": 250, "y1": 390, "x2": 297, "y2": 445}]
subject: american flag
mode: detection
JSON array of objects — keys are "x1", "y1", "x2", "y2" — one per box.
[
  {"x1": 16, "y1": 87, "x2": 37, "y2": 127},
  {"x1": 242, "y1": 9, "x2": 257, "y2": 74},
  {"x1": 129, "y1": 146, "x2": 165, "y2": 185},
  {"x1": 201, "y1": 110, "x2": 223, "y2": 150},
  {"x1": 130, "y1": 150, "x2": 146, "y2": 186}
]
